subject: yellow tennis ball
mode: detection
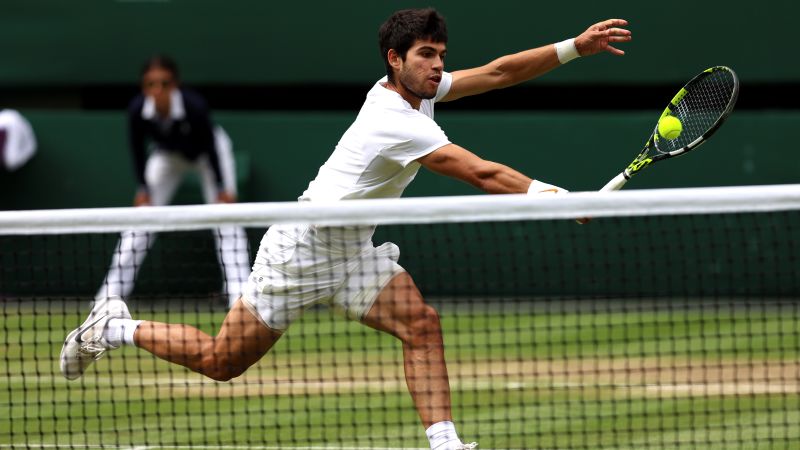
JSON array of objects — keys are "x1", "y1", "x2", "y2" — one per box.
[{"x1": 658, "y1": 115, "x2": 683, "y2": 140}]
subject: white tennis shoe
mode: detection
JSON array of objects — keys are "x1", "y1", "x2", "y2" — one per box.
[
  {"x1": 456, "y1": 443, "x2": 478, "y2": 450},
  {"x1": 60, "y1": 296, "x2": 131, "y2": 380}
]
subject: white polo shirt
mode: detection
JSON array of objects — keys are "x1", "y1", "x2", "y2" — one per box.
[
  {"x1": 256, "y1": 73, "x2": 454, "y2": 268},
  {"x1": 300, "y1": 72, "x2": 453, "y2": 202}
]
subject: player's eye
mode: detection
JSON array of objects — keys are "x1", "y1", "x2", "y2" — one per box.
[{"x1": 418, "y1": 48, "x2": 437, "y2": 58}]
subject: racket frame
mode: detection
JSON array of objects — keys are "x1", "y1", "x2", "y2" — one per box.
[{"x1": 615, "y1": 66, "x2": 740, "y2": 187}]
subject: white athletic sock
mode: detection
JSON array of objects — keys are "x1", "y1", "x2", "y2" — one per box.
[
  {"x1": 426, "y1": 421, "x2": 461, "y2": 450},
  {"x1": 104, "y1": 318, "x2": 143, "y2": 347}
]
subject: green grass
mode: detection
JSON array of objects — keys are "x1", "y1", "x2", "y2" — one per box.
[{"x1": 2, "y1": 302, "x2": 799, "y2": 449}]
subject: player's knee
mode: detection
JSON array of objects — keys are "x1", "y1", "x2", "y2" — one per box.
[
  {"x1": 198, "y1": 343, "x2": 246, "y2": 382},
  {"x1": 200, "y1": 356, "x2": 245, "y2": 382},
  {"x1": 200, "y1": 367, "x2": 228, "y2": 382},
  {"x1": 403, "y1": 304, "x2": 442, "y2": 347},
  {"x1": 221, "y1": 359, "x2": 249, "y2": 380}
]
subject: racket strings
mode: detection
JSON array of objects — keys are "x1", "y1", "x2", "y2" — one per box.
[{"x1": 659, "y1": 70, "x2": 737, "y2": 152}]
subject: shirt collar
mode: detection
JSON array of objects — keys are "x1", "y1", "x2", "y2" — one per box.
[{"x1": 141, "y1": 89, "x2": 186, "y2": 120}]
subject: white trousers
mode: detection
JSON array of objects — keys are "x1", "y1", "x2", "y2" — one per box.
[{"x1": 96, "y1": 126, "x2": 251, "y2": 306}]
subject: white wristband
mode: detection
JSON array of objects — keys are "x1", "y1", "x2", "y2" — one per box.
[
  {"x1": 554, "y1": 38, "x2": 580, "y2": 64},
  {"x1": 527, "y1": 179, "x2": 567, "y2": 195}
]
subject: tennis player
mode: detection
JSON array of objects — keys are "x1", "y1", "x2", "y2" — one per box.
[
  {"x1": 95, "y1": 55, "x2": 251, "y2": 307},
  {"x1": 61, "y1": 9, "x2": 630, "y2": 450}
]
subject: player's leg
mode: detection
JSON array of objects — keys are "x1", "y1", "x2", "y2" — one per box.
[
  {"x1": 362, "y1": 272, "x2": 451, "y2": 427},
  {"x1": 61, "y1": 297, "x2": 281, "y2": 381},
  {"x1": 362, "y1": 273, "x2": 475, "y2": 449},
  {"x1": 110, "y1": 223, "x2": 313, "y2": 382},
  {"x1": 64, "y1": 224, "x2": 297, "y2": 382},
  {"x1": 336, "y1": 242, "x2": 475, "y2": 449},
  {"x1": 134, "y1": 298, "x2": 281, "y2": 381}
]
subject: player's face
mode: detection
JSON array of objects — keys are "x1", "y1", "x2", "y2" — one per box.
[
  {"x1": 396, "y1": 39, "x2": 446, "y2": 100},
  {"x1": 141, "y1": 67, "x2": 177, "y2": 114}
]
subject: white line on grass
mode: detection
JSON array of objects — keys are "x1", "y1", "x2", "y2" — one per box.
[{"x1": 7, "y1": 373, "x2": 800, "y2": 397}]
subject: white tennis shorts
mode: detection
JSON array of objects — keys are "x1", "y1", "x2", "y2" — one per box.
[{"x1": 242, "y1": 224, "x2": 405, "y2": 331}]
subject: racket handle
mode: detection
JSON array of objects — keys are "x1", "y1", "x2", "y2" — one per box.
[
  {"x1": 599, "y1": 172, "x2": 629, "y2": 192},
  {"x1": 576, "y1": 172, "x2": 629, "y2": 224}
]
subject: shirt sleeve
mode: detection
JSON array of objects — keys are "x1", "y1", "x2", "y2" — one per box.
[
  {"x1": 434, "y1": 71, "x2": 453, "y2": 103},
  {"x1": 379, "y1": 110, "x2": 450, "y2": 167}
]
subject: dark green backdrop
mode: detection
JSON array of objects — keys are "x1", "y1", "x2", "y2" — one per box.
[
  {"x1": 1, "y1": 110, "x2": 797, "y2": 209},
  {"x1": 1, "y1": 0, "x2": 797, "y2": 86}
]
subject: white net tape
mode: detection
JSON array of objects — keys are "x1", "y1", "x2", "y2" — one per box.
[{"x1": 1, "y1": 184, "x2": 799, "y2": 235}]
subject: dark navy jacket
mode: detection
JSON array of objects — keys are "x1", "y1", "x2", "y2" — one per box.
[{"x1": 127, "y1": 88, "x2": 223, "y2": 191}]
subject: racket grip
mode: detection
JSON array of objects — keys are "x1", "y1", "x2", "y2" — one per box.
[
  {"x1": 599, "y1": 172, "x2": 629, "y2": 192},
  {"x1": 576, "y1": 172, "x2": 629, "y2": 224}
]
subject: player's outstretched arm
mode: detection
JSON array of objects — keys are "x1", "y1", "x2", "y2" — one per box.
[
  {"x1": 418, "y1": 144, "x2": 566, "y2": 195},
  {"x1": 441, "y1": 18, "x2": 631, "y2": 102},
  {"x1": 419, "y1": 144, "x2": 530, "y2": 194}
]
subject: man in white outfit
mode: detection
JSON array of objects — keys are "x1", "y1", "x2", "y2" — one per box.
[
  {"x1": 96, "y1": 55, "x2": 251, "y2": 307},
  {"x1": 61, "y1": 10, "x2": 631, "y2": 450}
]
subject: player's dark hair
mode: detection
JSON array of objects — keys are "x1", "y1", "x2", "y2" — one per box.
[
  {"x1": 140, "y1": 54, "x2": 180, "y2": 82},
  {"x1": 379, "y1": 8, "x2": 448, "y2": 82}
]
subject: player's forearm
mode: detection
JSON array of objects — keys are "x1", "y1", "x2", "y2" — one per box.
[
  {"x1": 471, "y1": 161, "x2": 532, "y2": 194},
  {"x1": 488, "y1": 45, "x2": 561, "y2": 89},
  {"x1": 419, "y1": 145, "x2": 532, "y2": 193}
]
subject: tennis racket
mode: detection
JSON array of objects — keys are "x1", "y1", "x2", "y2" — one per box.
[{"x1": 600, "y1": 65, "x2": 739, "y2": 192}]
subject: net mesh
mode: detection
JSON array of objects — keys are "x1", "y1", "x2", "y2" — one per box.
[{"x1": 2, "y1": 185, "x2": 799, "y2": 449}]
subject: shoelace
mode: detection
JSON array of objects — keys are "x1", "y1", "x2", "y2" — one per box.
[{"x1": 78, "y1": 339, "x2": 107, "y2": 361}]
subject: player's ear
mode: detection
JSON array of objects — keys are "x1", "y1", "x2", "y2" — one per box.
[{"x1": 387, "y1": 49, "x2": 403, "y2": 71}]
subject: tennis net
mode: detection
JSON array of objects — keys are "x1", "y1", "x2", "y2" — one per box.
[{"x1": 2, "y1": 184, "x2": 799, "y2": 449}]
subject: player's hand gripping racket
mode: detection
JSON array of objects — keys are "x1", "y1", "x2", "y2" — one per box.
[{"x1": 578, "y1": 66, "x2": 739, "y2": 223}]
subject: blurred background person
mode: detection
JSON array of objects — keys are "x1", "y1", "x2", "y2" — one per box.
[
  {"x1": 0, "y1": 108, "x2": 37, "y2": 172},
  {"x1": 96, "y1": 55, "x2": 250, "y2": 307}
]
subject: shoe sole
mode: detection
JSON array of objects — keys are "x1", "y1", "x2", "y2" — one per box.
[{"x1": 59, "y1": 327, "x2": 84, "y2": 380}]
